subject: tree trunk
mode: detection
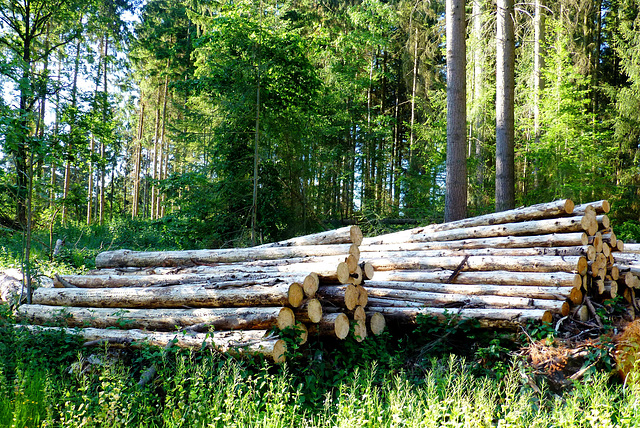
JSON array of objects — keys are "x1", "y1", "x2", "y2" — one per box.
[
  {"x1": 365, "y1": 280, "x2": 579, "y2": 301},
  {"x1": 372, "y1": 270, "x2": 583, "y2": 288},
  {"x1": 471, "y1": 0, "x2": 485, "y2": 203},
  {"x1": 157, "y1": 72, "x2": 169, "y2": 218},
  {"x1": 151, "y1": 85, "x2": 162, "y2": 220},
  {"x1": 402, "y1": 216, "x2": 593, "y2": 243},
  {"x1": 363, "y1": 231, "x2": 588, "y2": 250},
  {"x1": 55, "y1": 272, "x2": 314, "y2": 289},
  {"x1": 364, "y1": 287, "x2": 570, "y2": 312},
  {"x1": 255, "y1": 225, "x2": 363, "y2": 247},
  {"x1": 95, "y1": 242, "x2": 359, "y2": 268},
  {"x1": 18, "y1": 325, "x2": 286, "y2": 363},
  {"x1": 62, "y1": 39, "x2": 82, "y2": 224},
  {"x1": 364, "y1": 254, "x2": 588, "y2": 274},
  {"x1": 361, "y1": 245, "x2": 595, "y2": 260},
  {"x1": 86, "y1": 135, "x2": 95, "y2": 225},
  {"x1": 362, "y1": 198, "x2": 574, "y2": 245},
  {"x1": 367, "y1": 306, "x2": 553, "y2": 328},
  {"x1": 533, "y1": 0, "x2": 545, "y2": 146},
  {"x1": 32, "y1": 283, "x2": 302, "y2": 309},
  {"x1": 445, "y1": 0, "x2": 468, "y2": 221},
  {"x1": 99, "y1": 35, "x2": 109, "y2": 225},
  {"x1": 495, "y1": 0, "x2": 515, "y2": 211},
  {"x1": 18, "y1": 304, "x2": 287, "y2": 331},
  {"x1": 132, "y1": 100, "x2": 145, "y2": 218}
]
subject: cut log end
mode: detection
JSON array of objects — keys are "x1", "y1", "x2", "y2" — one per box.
[
  {"x1": 362, "y1": 262, "x2": 375, "y2": 280},
  {"x1": 577, "y1": 256, "x2": 588, "y2": 276},
  {"x1": 295, "y1": 322, "x2": 308, "y2": 345},
  {"x1": 368, "y1": 312, "x2": 386, "y2": 335},
  {"x1": 337, "y1": 262, "x2": 351, "y2": 284},
  {"x1": 288, "y1": 283, "x2": 304, "y2": 308},
  {"x1": 272, "y1": 339, "x2": 287, "y2": 364},
  {"x1": 573, "y1": 274, "x2": 583, "y2": 289},
  {"x1": 564, "y1": 199, "x2": 575, "y2": 214},
  {"x1": 344, "y1": 284, "x2": 359, "y2": 310},
  {"x1": 349, "y1": 266, "x2": 363, "y2": 285},
  {"x1": 569, "y1": 287, "x2": 583, "y2": 305},
  {"x1": 350, "y1": 226, "x2": 364, "y2": 246},
  {"x1": 353, "y1": 318, "x2": 367, "y2": 342},
  {"x1": 580, "y1": 232, "x2": 589, "y2": 246},
  {"x1": 277, "y1": 307, "x2": 295, "y2": 330},
  {"x1": 307, "y1": 299, "x2": 323, "y2": 323},
  {"x1": 356, "y1": 285, "x2": 368, "y2": 308},
  {"x1": 561, "y1": 301, "x2": 571, "y2": 317},
  {"x1": 303, "y1": 273, "x2": 319, "y2": 298},
  {"x1": 542, "y1": 311, "x2": 553, "y2": 324},
  {"x1": 349, "y1": 244, "x2": 361, "y2": 261},
  {"x1": 353, "y1": 305, "x2": 366, "y2": 322},
  {"x1": 577, "y1": 305, "x2": 589, "y2": 322},
  {"x1": 346, "y1": 254, "x2": 359, "y2": 273},
  {"x1": 334, "y1": 313, "x2": 350, "y2": 339}
]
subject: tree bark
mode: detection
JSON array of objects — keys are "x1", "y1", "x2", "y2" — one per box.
[
  {"x1": 307, "y1": 313, "x2": 349, "y2": 339},
  {"x1": 95, "y1": 243, "x2": 359, "y2": 268},
  {"x1": 32, "y1": 283, "x2": 301, "y2": 309},
  {"x1": 406, "y1": 216, "x2": 592, "y2": 243},
  {"x1": 255, "y1": 225, "x2": 363, "y2": 248},
  {"x1": 18, "y1": 325, "x2": 286, "y2": 363},
  {"x1": 361, "y1": 245, "x2": 595, "y2": 260},
  {"x1": 365, "y1": 280, "x2": 579, "y2": 301},
  {"x1": 372, "y1": 270, "x2": 583, "y2": 288},
  {"x1": 364, "y1": 254, "x2": 588, "y2": 275},
  {"x1": 363, "y1": 231, "x2": 588, "y2": 250},
  {"x1": 18, "y1": 304, "x2": 288, "y2": 331},
  {"x1": 495, "y1": 0, "x2": 515, "y2": 211},
  {"x1": 364, "y1": 287, "x2": 569, "y2": 312},
  {"x1": 445, "y1": 0, "x2": 468, "y2": 221},
  {"x1": 54, "y1": 272, "x2": 312, "y2": 289},
  {"x1": 362, "y1": 199, "x2": 574, "y2": 245},
  {"x1": 367, "y1": 306, "x2": 553, "y2": 328}
]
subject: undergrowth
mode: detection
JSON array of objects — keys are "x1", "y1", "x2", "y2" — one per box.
[{"x1": 1, "y1": 305, "x2": 639, "y2": 427}]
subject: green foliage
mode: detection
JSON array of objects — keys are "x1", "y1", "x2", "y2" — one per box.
[
  {"x1": 0, "y1": 323, "x2": 639, "y2": 427},
  {"x1": 524, "y1": 320, "x2": 557, "y2": 342},
  {"x1": 615, "y1": 220, "x2": 640, "y2": 243}
]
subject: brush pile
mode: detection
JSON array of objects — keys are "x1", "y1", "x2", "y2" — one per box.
[{"x1": 16, "y1": 226, "x2": 382, "y2": 363}]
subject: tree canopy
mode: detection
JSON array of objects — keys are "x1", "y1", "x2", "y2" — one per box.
[{"x1": 1, "y1": 0, "x2": 639, "y2": 248}]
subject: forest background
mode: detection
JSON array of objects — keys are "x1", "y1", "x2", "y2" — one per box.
[{"x1": 2, "y1": 0, "x2": 640, "y2": 259}]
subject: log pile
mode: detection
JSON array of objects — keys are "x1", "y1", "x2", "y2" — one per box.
[
  {"x1": 17, "y1": 226, "x2": 385, "y2": 363},
  {"x1": 358, "y1": 199, "x2": 640, "y2": 328},
  {"x1": 15, "y1": 198, "x2": 640, "y2": 361}
]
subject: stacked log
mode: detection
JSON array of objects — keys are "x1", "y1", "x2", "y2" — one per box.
[
  {"x1": 16, "y1": 199, "x2": 638, "y2": 359},
  {"x1": 17, "y1": 226, "x2": 383, "y2": 362},
  {"x1": 359, "y1": 199, "x2": 639, "y2": 328}
]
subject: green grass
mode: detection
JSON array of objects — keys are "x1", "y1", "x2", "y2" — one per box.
[
  {"x1": 0, "y1": 320, "x2": 639, "y2": 428},
  {"x1": 2, "y1": 219, "x2": 640, "y2": 427}
]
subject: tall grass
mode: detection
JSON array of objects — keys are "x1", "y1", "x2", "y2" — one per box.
[{"x1": 0, "y1": 347, "x2": 639, "y2": 427}]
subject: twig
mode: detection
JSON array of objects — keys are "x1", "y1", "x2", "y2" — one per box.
[
  {"x1": 446, "y1": 255, "x2": 469, "y2": 283},
  {"x1": 55, "y1": 274, "x2": 78, "y2": 288}
]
